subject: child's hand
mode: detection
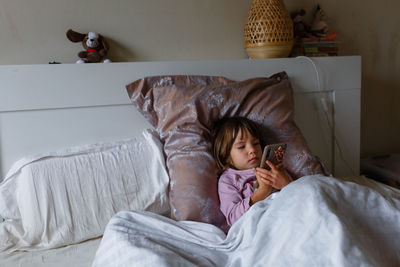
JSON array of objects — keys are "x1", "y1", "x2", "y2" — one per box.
[
  {"x1": 255, "y1": 161, "x2": 291, "y2": 190},
  {"x1": 251, "y1": 169, "x2": 273, "y2": 206},
  {"x1": 254, "y1": 168, "x2": 272, "y2": 190}
]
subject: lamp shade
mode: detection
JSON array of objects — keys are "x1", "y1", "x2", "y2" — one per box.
[{"x1": 244, "y1": 0, "x2": 293, "y2": 58}]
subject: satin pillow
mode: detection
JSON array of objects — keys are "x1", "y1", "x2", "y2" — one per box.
[{"x1": 126, "y1": 72, "x2": 329, "y2": 230}]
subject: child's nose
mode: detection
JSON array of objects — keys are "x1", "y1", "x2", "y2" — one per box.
[{"x1": 249, "y1": 145, "x2": 256, "y2": 153}]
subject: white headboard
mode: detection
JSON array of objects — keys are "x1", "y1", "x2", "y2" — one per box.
[{"x1": 0, "y1": 56, "x2": 361, "y2": 180}]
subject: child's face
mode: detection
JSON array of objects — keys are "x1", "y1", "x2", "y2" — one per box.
[{"x1": 228, "y1": 128, "x2": 262, "y2": 170}]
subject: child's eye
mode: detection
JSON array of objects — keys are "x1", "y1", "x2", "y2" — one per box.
[{"x1": 237, "y1": 146, "x2": 245, "y2": 149}]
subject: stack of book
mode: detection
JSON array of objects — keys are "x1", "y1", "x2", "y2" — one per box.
[{"x1": 291, "y1": 37, "x2": 338, "y2": 57}]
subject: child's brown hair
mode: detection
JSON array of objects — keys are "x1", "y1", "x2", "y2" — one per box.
[{"x1": 211, "y1": 116, "x2": 262, "y2": 172}]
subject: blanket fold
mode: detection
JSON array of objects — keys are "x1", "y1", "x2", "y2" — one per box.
[{"x1": 92, "y1": 175, "x2": 400, "y2": 267}]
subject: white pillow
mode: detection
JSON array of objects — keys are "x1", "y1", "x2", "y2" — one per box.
[{"x1": 0, "y1": 129, "x2": 170, "y2": 253}]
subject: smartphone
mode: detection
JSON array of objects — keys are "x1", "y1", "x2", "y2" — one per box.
[{"x1": 260, "y1": 143, "x2": 287, "y2": 170}]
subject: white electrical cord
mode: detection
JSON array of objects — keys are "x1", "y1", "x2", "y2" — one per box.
[
  {"x1": 296, "y1": 56, "x2": 357, "y2": 176},
  {"x1": 296, "y1": 56, "x2": 332, "y2": 163},
  {"x1": 296, "y1": 56, "x2": 322, "y2": 92}
]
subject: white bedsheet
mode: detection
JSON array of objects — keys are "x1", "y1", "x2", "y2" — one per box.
[
  {"x1": 0, "y1": 237, "x2": 101, "y2": 267},
  {"x1": 92, "y1": 175, "x2": 400, "y2": 267}
]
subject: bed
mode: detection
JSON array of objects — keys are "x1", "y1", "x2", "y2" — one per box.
[{"x1": 1, "y1": 56, "x2": 399, "y2": 266}]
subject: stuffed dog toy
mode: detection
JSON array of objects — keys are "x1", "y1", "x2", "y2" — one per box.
[{"x1": 66, "y1": 29, "x2": 111, "y2": 63}]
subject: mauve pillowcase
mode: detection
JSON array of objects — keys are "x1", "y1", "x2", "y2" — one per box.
[{"x1": 126, "y1": 72, "x2": 329, "y2": 229}]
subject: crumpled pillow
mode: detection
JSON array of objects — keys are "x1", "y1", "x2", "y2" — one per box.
[
  {"x1": 0, "y1": 129, "x2": 170, "y2": 252},
  {"x1": 126, "y1": 72, "x2": 329, "y2": 230}
]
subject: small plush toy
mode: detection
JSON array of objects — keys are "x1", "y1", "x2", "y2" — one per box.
[
  {"x1": 290, "y1": 9, "x2": 310, "y2": 38},
  {"x1": 310, "y1": 5, "x2": 329, "y2": 37},
  {"x1": 66, "y1": 29, "x2": 111, "y2": 63}
]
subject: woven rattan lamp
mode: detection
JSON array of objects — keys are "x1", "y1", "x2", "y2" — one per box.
[{"x1": 244, "y1": 0, "x2": 293, "y2": 58}]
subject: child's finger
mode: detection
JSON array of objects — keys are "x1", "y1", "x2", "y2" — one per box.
[
  {"x1": 261, "y1": 173, "x2": 274, "y2": 182},
  {"x1": 261, "y1": 177, "x2": 273, "y2": 185},
  {"x1": 255, "y1": 168, "x2": 272, "y2": 177},
  {"x1": 255, "y1": 167, "x2": 272, "y2": 176},
  {"x1": 257, "y1": 171, "x2": 271, "y2": 181},
  {"x1": 266, "y1": 161, "x2": 278, "y2": 172}
]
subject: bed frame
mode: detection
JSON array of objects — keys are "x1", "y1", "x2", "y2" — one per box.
[{"x1": 0, "y1": 56, "x2": 361, "y2": 181}]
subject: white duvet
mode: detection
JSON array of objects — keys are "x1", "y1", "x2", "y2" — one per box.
[{"x1": 92, "y1": 175, "x2": 400, "y2": 267}]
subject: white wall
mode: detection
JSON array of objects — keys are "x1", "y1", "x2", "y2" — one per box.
[
  {"x1": 0, "y1": 0, "x2": 399, "y2": 157},
  {"x1": 0, "y1": 0, "x2": 251, "y2": 63},
  {"x1": 295, "y1": 0, "x2": 400, "y2": 157}
]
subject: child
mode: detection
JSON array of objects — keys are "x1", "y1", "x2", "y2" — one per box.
[{"x1": 211, "y1": 116, "x2": 291, "y2": 226}]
